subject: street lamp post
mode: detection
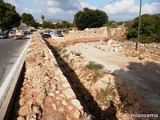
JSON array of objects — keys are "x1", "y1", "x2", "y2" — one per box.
[{"x1": 136, "y1": 0, "x2": 142, "y2": 50}]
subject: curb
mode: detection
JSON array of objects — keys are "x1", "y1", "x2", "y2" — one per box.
[{"x1": 0, "y1": 37, "x2": 31, "y2": 120}]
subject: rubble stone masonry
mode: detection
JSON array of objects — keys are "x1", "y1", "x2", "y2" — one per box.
[
  {"x1": 65, "y1": 26, "x2": 126, "y2": 41},
  {"x1": 12, "y1": 32, "x2": 84, "y2": 120}
]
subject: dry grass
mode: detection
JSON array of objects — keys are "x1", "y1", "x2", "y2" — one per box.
[{"x1": 85, "y1": 61, "x2": 104, "y2": 70}]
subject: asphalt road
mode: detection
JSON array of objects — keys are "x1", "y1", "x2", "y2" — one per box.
[{"x1": 0, "y1": 38, "x2": 29, "y2": 86}]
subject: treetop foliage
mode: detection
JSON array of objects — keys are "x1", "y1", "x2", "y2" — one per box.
[
  {"x1": 42, "y1": 21, "x2": 72, "y2": 29},
  {"x1": 41, "y1": 15, "x2": 45, "y2": 20},
  {"x1": 21, "y1": 13, "x2": 38, "y2": 28},
  {"x1": 75, "y1": 8, "x2": 108, "y2": 30},
  {"x1": 21, "y1": 13, "x2": 34, "y2": 26},
  {"x1": 0, "y1": 0, "x2": 20, "y2": 30}
]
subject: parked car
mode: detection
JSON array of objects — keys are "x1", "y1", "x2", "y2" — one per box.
[
  {"x1": 0, "y1": 33, "x2": 7, "y2": 39},
  {"x1": 8, "y1": 31, "x2": 16, "y2": 38},
  {"x1": 50, "y1": 32, "x2": 59, "y2": 37},
  {"x1": 57, "y1": 31, "x2": 63, "y2": 37},
  {"x1": 50, "y1": 31, "x2": 63, "y2": 37},
  {"x1": 14, "y1": 30, "x2": 25, "y2": 39},
  {"x1": 42, "y1": 33, "x2": 51, "y2": 39}
]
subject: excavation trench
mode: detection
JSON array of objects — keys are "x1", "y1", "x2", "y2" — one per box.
[
  {"x1": 8, "y1": 63, "x2": 26, "y2": 119},
  {"x1": 45, "y1": 40, "x2": 117, "y2": 120}
]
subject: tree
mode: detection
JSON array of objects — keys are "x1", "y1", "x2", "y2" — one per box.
[
  {"x1": 30, "y1": 20, "x2": 39, "y2": 28},
  {"x1": 42, "y1": 21, "x2": 55, "y2": 29},
  {"x1": 61, "y1": 21, "x2": 70, "y2": 28},
  {"x1": 21, "y1": 13, "x2": 39, "y2": 28},
  {"x1": 74, "y1": 8, "x2": 108, "y2": 30},
  {"x1": 41, "y1": 15, "x2": 45, "y2": 24},
  {"x1": 21, "y1": 13, "x2": 34, "y2": 26},
  {"x1": 41, "y1": 15, "x2": 45, "y2": 21},
  {"x1": 42, "y1": 21, "x2": 72, "y2": 29},
  {"x1": 126, "y1": 14, "x2": 160, "y2": 43},
  {"x1": 0, "y1": 0, "x2": 21, "y2": 30},
  {"x1": 0, "y1": 0, "x2": 4, "y2": 5}
]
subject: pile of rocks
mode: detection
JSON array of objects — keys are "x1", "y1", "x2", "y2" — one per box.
[
  {"x1": 83, "y1": 39, "x2": 160, "y2": 61},
  {"x1": 93, "y1": 39, "x2": 123, "y2": 52},
  {"x1": 48, "y1": 36, "x2": 160, "y2": 62},
  {"x1": 120, "y1": 42, "x2": 160, "y2": 61},
  {"x1": 13, "y1": 32, "x2": 84, "y2": 120}
]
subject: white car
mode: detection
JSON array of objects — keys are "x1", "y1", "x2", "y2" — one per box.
[
  {"x1": 50, "y1": 31, "x2": 63, "y2": 37},
  {"x1": 14, "y1": 30, "x2": 25, "y2": 39},
  {"x1": 8, "y1": 31, "x2": 15, "y2": 38}
]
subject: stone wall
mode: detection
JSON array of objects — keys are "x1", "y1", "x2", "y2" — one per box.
[
  {"x1": 13, "y1": 32, "x2": 84, "y2": 120},
  {"x1": 65, "y1": 26, "x2": 126, "y2": 41}
]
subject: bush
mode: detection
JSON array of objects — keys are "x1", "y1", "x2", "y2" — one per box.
[
  {"x1": 104, "y1": 21, "x2": 118, "y2": 28},
  {"x1": 126, "y1": 14, "x2": 160, "y2": 43},
  {"x1": 96, "y1": 88, "x2": 110, "y2": 106},
  {"x1": 126, "y1": 28, "x2": 138, "y2": 38},
  {"x1": 85, "y1": 61, "x2": 104, "y2": 70},
  {"x1": 86, "y1": 61, "x2": 105, "y2": 83}
]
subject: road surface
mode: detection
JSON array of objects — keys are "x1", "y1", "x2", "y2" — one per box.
[{"x1": 0, "y1": 38, "x2": 29, "y2": 86}]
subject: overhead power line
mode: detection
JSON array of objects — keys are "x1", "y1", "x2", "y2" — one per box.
[
  {"x1": 67, "y1": 0, "x2": 116, "y2": 22},
  {"x1": 97, "y1": 0, "x2": 115, "y2": 9}
]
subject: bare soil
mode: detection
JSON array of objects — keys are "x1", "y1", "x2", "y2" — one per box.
[{"x1": 46, "y1": 38, "x2": 160, "y2": 120}]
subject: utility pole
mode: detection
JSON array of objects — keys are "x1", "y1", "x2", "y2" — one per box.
[
  {"x1": 136, "y1": 0, "x2": 142, "y2": 50},
  {"x1": 73, "y1": 16, "x2": 75, "y2": 27}
]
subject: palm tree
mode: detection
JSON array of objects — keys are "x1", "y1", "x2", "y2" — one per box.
[{"x1": 41, "y1": 15, "x2": 45, "y2": 24}]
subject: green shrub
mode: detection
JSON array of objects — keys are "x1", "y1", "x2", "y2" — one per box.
[
  {"x1": 104, "y1": 21, "x2": 118, "y2": 28},
  {"x1": 85, "y1": 61, "x2": 105, "y2": 83},
  {"x1": 85, "y1": 61, "x2": 104, "y2": 70},
  {"x1": 96, "y1": 88, "x2": 110, "y2": 106},
  {"x1": 126, "y1": 28, "x2": 138, "y2": 39},
  {"x1": 126, "y1": 14, "x2": 160, "y2": 43}
]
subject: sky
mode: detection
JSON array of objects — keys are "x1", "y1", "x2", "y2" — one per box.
[{"x1": 3, "y1": 0, "x2": 160, "y2": 22}]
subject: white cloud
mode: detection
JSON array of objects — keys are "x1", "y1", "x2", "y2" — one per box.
[
  {"x1": 23, "y1": 8, "x2": 42, "y2": 14},
  {"x1": 46, "y1": 0, "x2": 58, "y2": 6},
  {"x1": 3, "y1": 0, "x2": 160, "y2": 21},
  {"x1": 34, "y1": 0, "x2": 93, "y2": 14},
  {"x1": 23, "y1": 8, "x2": 33, "y2": 14},
  {"x1": 102, "y1": 0, "x2": 137, "y2": 15},
  {"x1": 47, "y1": 7, "x2": 62, "y2": 14},
  {"x1": 4, "y1": 0, "x2": 21, "y2": 8},
  {"x1": 79, "y1": 1, "x2": 95, "y2": 9},
  {"x1": 101, "y1": 0, "x2": 160, "y2": 15},
  {"x1": 142, "y1": 2, "x2": 160, "y2": 14}
]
